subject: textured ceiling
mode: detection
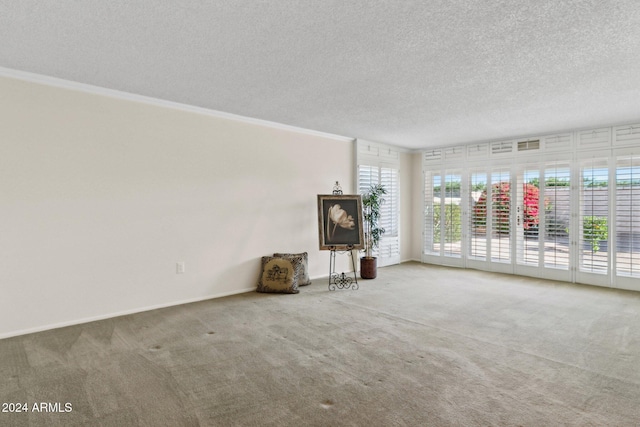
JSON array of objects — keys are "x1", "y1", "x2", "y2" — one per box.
[{"x1": 1, "y1": 1, "x2": 640, "y2": 149}]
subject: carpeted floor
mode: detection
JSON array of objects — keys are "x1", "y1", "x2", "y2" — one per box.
[{"x1": 2, "y1": 262, "x2": 640, "y2": 426}]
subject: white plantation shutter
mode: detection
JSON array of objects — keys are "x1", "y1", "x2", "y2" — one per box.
[
  {"x1": 424, "y1": 171, "x2": 439, "y2": 255},
  {"x1": 615, "y1": 153, "x2": 640, "y2": 282},
  {"x1": 356, "y1": 139, "x2": 401, "y2": 267},
  {"x1": 576, "y1": 154, "x2": 610, "y2": 287},
  {"x1": 443, "y1": 146, "x2": 464, "y2": 160},
  {"x1": 379, "y1": 167, "x2": 400, "y2": 265},
  {"x1": 614, "y1": 124, "x2": 640, "y2": 147},
  {"x1": 491, "y1": 141, "x2": 514, "y2": 155},
  {"x1": 542, "y1": 164, "x2": 571, "y2": 270},
  {"x1": 467, "y1": 143, "x2": 489, "y2": 159},
  {"x1": 443, "y1": 171, "x2": 463, "y2": 258},
  {"x1": 490, "y1": 169, "x2": 511, "y2": 263},
  {"x1": 577, "y1": 128, "x2": 611, "y2": 149},
  {"x1": 468, "y1": 171, "x2": 488, "y2": 260},
  {"x1": 544, "y1": 133, "x2": 572, "y2": 152},
  {"x1": 421, "y1": 123, "x2": 640, "y2": 291},
  {"x1": 358, "y1": 165, "x2": 379, "y2": 195},
  {"x1": 358, "y1": 164, "x2": 381, "y2": 259},
  {"x1": 516, "y1": 168, "x2": 540, "y2": 266},
  {"x1": 424, "y1": 149, "x2": 443, "y2": 164},
  {"x1": 380, "y1": 168, "x2": 399, "y2": 237},
  {"x1": 421, "y1": 167, "x2": 465, "y2": 268}
]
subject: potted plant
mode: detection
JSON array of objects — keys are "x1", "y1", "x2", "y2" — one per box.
[{"x1": 361, "y1": 184, "x2": 386, "y2": 279}]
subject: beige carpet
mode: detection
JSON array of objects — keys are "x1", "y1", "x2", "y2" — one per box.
[{"x1": 2, "y1": 262, "x2": 640, "y2": 426}]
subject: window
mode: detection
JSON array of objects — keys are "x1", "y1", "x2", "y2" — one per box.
[
  {"x1": 358, "y1": 165, "x2": 378, "y2": 195},
  {"x1": 357, "y1": 140, "x2": 401, "y2": 267},
  {"x1": 490, "y1": 170, "x2": 511, "y2": 263},
  {"x1": 469, "y1": 172, "x2": 488, "y2": 260},
  {"x1": 421, "y1": 124, "x2": 640, "y2": 291},
  {"x1": 616, "y1": 155, "x2": 640, "y2": 278},
  {"x1": 543, "y1": 165, "x2": 570, "y2": 269},
  {"x1": 579, "y1": 159, "x2": 609, "y2": 275},
  {"x1": 379, "y1": 167, "x2": 400, "y2": 258},
  {"x1": 423, "y1": 168, "x2": 464, "y2": 267},
  {"x1": 443, "y1": 172, "x2": 462, "y2": 257},
  {"x1": 516, "y1": 168, "x2": 540, "y2": 267},
  {"x1": 424, "y1": 171, "x2": 441, "y2": 254}
]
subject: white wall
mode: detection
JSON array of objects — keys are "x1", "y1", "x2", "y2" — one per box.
[
  {"x1": 409, "y1": 152, "x2": 424, "y2": 260},
  {"x1": 0, "y1": 76, "x2": 356, "y2": 338},
  {"x1": 400, "y1": 151, "x2": 420, "y2": 262}
]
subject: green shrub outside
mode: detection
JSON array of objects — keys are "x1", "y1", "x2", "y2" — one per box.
[
  {"x1": 583, "y1": 216, "x2": 608, "y2": 252},
  {"x1": 433, "y1": 204, "x2": 462, "y2": 243}
]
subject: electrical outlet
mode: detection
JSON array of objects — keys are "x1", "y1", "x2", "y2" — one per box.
[{"x1": 176, "y1": 262, "x2": 186, "y2": 274}]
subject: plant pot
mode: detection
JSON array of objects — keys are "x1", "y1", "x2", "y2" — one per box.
[{"x1": 360, "y1": 257, "x2": 377, "y2": 279}]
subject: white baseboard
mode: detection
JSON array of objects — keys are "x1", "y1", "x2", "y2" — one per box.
[{"x1": 0, "y1": 287, "x2": 256, "y2": 340}]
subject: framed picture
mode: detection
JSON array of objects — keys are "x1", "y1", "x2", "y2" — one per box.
[{"x1": 317, "y1": 194, "x2": 364, "y2": 250}]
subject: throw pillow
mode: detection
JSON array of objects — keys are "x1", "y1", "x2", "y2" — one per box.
[
  {"x1": 257, "y1": 256, "x2": 303, "y2": 294},
  {"x1": 273, "y1": 252, "x2": 312, "y2": 286}
]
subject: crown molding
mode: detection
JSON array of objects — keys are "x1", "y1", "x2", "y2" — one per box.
[{"x1": 0, "y1": 66, "x2": 355, "y2": 143}]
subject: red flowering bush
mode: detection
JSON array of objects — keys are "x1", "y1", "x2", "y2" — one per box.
[
  {"x1": 473, "y1": 182, "x2": 545, "y2": 233},
  {"x1": 522, "y1": 183, "x2": 542, "y2": 230}
]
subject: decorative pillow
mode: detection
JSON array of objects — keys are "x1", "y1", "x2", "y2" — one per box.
[
  {"x1": 273, "y1": 252, "x2": 312, "y2": 286},
  {"x1": 257, "y1": 256, "x2": 303, "y2": 294}
]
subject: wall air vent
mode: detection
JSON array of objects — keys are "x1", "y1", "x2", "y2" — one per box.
[{"x1": 517, "y1": 139, "x2": 540, "y2": 151}]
